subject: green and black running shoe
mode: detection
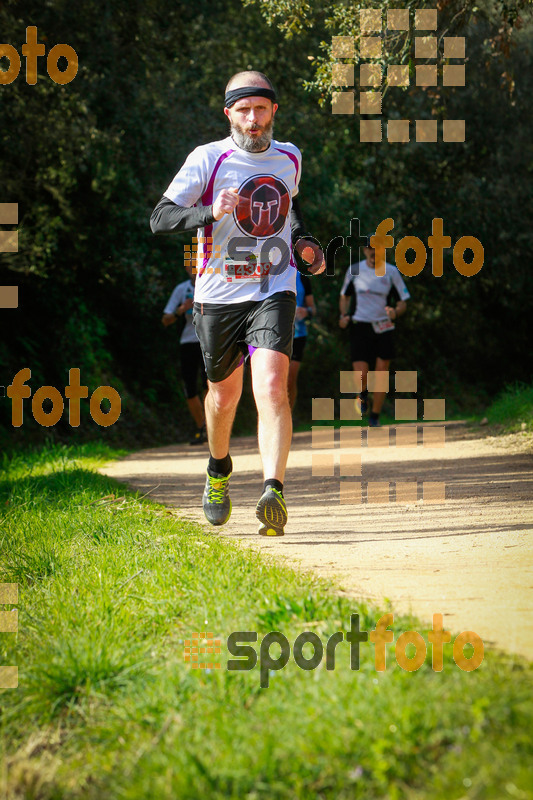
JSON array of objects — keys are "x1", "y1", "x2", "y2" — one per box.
[
  {"x1": 255, "y1": 487, "x2": 287, "y2": 536},
  {"x1": 202, "y1": 471, "x2": 232, "y2": 526}
]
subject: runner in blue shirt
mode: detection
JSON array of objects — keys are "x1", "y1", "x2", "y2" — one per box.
[{"x1": 288, "y1": 272, "x2": 316, "y2": 410}]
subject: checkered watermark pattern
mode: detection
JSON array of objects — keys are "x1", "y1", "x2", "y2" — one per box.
[
  {"x1": 331, "y1": 8, "x2": 466, "y2": 142},
  {"x1": 311, "y1": 370, "x2": 446, "y2": 503},
  {"x1": 0, "y1": 583, "x2": 19, "y2": 689},
  {"x1": 0, "y1": 202, "x2": 19, "y2": 309},
  {"x1": 184, "y1": 631, "x2": 222, "y2": 670},
  {"x1": 185, "y1": 236, "x2": 223, "y2": 275}
]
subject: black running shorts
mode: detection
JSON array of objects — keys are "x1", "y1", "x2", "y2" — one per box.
[
  {"x1": 349, "y1": 321, "x2": 395, "y2": 364},
  {"x1": 193, "y1": 291, "x2": 296, "y2": 383},
  {"x1": 291, "y1": 335, "x2": 307, "y2": 363},
  {"x1": 179, "y1": 341, "x2": 207, "y2": 399}
]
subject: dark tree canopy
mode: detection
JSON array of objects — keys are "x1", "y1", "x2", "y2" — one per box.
[{"x1": 1, "y1": 0, "x2": 531, "y2": 445}]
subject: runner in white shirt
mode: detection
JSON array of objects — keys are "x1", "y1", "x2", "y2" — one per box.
[
  {"x1": 151, "y1": 70, "x2": 325, "y2": 535},
  {"x1": 339, "y1": 237, "x2": 410, "y2": 426},
  {"x1": 162, "y1": 264, "x2": 207, "y2": 445}
]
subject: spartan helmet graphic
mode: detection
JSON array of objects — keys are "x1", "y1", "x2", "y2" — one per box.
[
  {"x1": 235, "y1": 175, "x2": 290, "y2": 237},
  {"x1": 250, "y1": 183, "x2": 281, "y2": 229}
]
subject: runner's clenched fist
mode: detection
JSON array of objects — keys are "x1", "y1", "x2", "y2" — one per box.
[
  {"x1": 295, "y1": 239, "x2": 326, "y2": 275},
  {"x1": 212, "y1": 187, "x2": 240, "y2": 220}
]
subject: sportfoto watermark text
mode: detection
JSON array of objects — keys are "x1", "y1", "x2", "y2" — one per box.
[
  {"x1": 190, "y1": 217, "x2": 483, "y2": 283},
  {"x1": 187, "y1": 613, "x2": 485, "y2": 688},
  {"x1": 0, "y1": 26, "x2": 78, "y2": 85}
]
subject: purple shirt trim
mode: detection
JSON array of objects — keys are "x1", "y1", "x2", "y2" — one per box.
[
  {"x1": 199, "y1": 148, "x2": 235, "y2": 276},
  {"x1": 275, "y1": 147, "x2": 300, "y2": 269},
  {"x1": 274, "y1": 147, "x2": 300, "y2": 184}
]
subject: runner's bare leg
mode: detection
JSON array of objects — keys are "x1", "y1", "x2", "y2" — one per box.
[
  {"x1": 186, "y1": 396, "x2": 205, "y2": 428},
  {"x1": 353, "y1": 361, "x2": 369, "y2": 392},
  {"x1": 371, "y1": 357, "x2": 390, "y2": 414},
  {"x1": 204, "y1": 364, "x2": 244, "y2": 459},
  {"x1": 251, "y1": 348, "x2": 292, "y2": 482}
]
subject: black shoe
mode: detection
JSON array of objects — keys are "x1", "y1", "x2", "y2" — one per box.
[
  {"x1": 256, "y1": 487, "x2": 287, "y2": 536},
  {"x1": 190, "y1": 425, "x2": 207, "y2": 446},
  {"x1": 202, "y1": 470, "x2": 232, "y2": 525}
]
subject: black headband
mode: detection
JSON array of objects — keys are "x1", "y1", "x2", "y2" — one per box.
[{"x1": 224, "y1": 86, "x2": 277, "y2": 108}]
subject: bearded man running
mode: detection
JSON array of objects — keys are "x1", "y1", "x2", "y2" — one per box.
[{"x1": 151, "y1": 70, "x2": 324, "y2": 536}]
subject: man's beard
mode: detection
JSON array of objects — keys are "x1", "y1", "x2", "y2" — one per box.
[{"x1": 230, "y1": 118, "x2": 274, "y2": 152}]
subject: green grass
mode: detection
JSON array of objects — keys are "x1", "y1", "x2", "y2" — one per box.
[
  {"x1": 482, "y1": 381, "x2": 533, "y2": 433},
  {"x1": 1, "y1": 444, "x2": 532, "y2": 799}
]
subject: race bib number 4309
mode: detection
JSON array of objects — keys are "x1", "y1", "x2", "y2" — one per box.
[{"x1": 223, "y1": 259, "x2": 272, "y2": 282}]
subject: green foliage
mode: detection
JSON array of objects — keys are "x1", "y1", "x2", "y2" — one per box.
[
  {"x1": 0, "y1": 0, "x2": 532, "y2": 446},
  {"x1": 484, "y1": 381, "x2": 533, "y2": 431}
]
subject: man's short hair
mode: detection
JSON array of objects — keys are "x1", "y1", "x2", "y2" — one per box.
[{"x1": 225, "y1": 71, "x2": 275, "y2": 94}]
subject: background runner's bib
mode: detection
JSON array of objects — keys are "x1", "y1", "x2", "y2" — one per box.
[
  {"x1": 164, "y1": 136, "x2": 301, "y2": 304},
  {"x1": 372, "y1": 319, "x2": 395, "y2": 333}
]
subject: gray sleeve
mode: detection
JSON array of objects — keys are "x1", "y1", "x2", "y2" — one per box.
[{"x1": 150, "y1": 196, "x2": 217, "y2": 234}]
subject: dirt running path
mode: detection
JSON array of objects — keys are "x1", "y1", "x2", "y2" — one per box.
[{"x1": 101, "y1": 423, "x2": 533, "y2": 660}]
